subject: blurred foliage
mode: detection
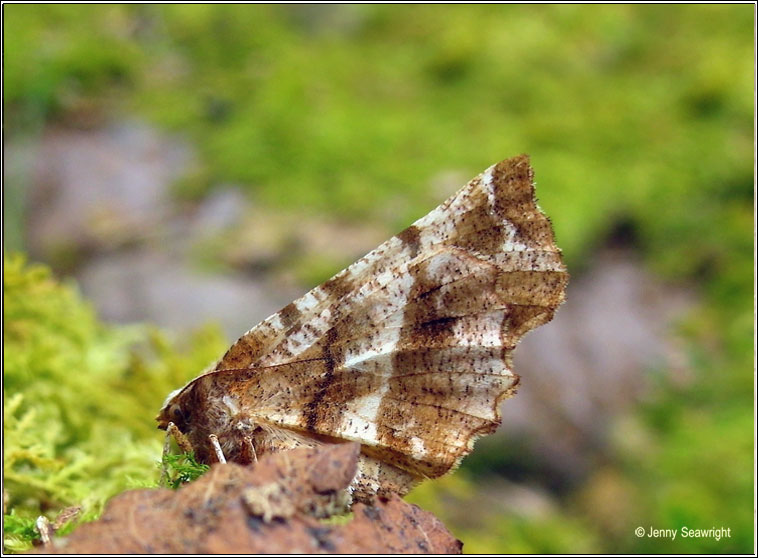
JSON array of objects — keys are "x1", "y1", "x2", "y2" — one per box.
[
  {"x1": 2, "y1": 253, "x2": 227, "y2": 552},
  {"x1": 4, "y1": 5, "x2": 753, "y2": 274},
  {"x1": 2, "y1": 4, "x2": 754, "y2": 554}
]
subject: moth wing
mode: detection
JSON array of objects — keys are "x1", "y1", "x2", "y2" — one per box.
[{"x1": 212, "y1": 154, "x2": 567, "y2": 480}]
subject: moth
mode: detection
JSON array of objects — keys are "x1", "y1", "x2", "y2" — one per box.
[{"x1": 157, "y1": 154, "x2": 568, "y2": 503}]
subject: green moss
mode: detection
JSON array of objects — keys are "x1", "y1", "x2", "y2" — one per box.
[
  {"x1": 2, "y1": 513, "x2": 39, "y2": 553},
  {"x1": 2, "y1": 253, "x2": 227, "y2": 552},
  {"x1": 161, "y1": 452, "x2": 211, "y2": 490}
]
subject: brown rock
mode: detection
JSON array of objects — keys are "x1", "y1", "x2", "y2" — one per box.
[{"x1": 37, "y1": 444, "x2": 461, "y2": 554}]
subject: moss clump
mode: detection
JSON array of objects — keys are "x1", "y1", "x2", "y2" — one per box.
[
  {"x1": 161, "y1": 452, "x2": 211, "y2": 490},
  {"x1": 2, "y1": 253, "x2": 227, "y2": 552}
]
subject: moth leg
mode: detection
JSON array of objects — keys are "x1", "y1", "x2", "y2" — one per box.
[
  {"x1": 35, "y1": 516, "x2": 52, "y2": 546},
  {"x1": 208, "y1": 434, "x2": 227, "y2": 464},
  {"x1": 33, "y1": 505, "x2": 81, "y2": 546},
  {"x1": 239, "y1": 435, "x2": 258, "y2": 465},
  {"x1": 52, "y1": 506, "x2": 81, "y2": 530},
  {"x1": 166, "y1": 421, "x2": 194, "y2": 454}
]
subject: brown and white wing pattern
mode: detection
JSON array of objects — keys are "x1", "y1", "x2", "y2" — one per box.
[{"x1": 160, "y1": 154, "x2": 567, "y2": 501}]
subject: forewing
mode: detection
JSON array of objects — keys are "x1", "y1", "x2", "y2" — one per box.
[{"x1": 209, "y1": 154, "x2": 567, "y2": 478}]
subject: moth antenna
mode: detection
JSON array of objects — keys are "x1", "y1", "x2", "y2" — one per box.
[
  {"x1": 52, "y1": 506, "x2": 81, "y2": 530},
  {"x1": 209, "y1": 434, "x2": 227, "y2": 464}
]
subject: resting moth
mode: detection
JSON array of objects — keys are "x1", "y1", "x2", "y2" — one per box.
[{"x1": 157, "y1": 154, "x2": 568, "y2": 503}]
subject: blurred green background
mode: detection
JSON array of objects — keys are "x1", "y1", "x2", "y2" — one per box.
[{"x1": 3, "y1": 4, "x2": 754, "y2": 553}]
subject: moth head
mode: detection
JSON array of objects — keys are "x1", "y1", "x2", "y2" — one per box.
[{"x1": 156, "y1": 386, "x2": 193, "y2": 432}]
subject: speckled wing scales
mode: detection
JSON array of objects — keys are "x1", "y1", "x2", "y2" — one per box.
[{"x1": 199, "y1": 155, "x2": 567, "y2": 497}]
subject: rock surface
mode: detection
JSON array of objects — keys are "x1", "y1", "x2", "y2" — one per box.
[{"x1": 36, "y1": 444, "x2": 462, "y2": 554}]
